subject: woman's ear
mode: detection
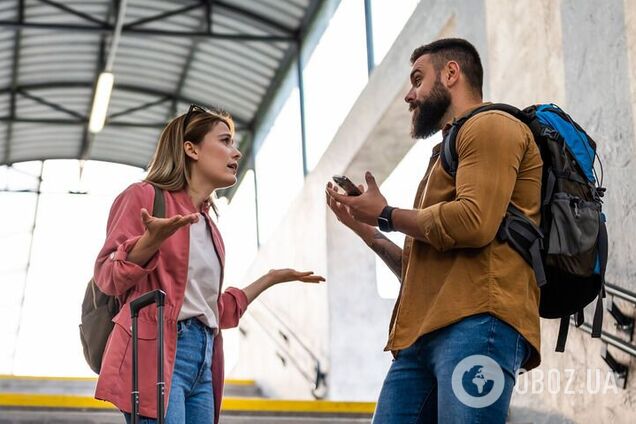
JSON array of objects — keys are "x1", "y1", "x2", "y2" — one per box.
[{"x1": 183, "y1": 140, "x2": 198, "y2": 161}]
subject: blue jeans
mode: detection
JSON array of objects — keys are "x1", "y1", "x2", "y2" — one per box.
[
  {"x1": 373, "y1": 313, "x2": 530, "y2": 424},
  {"x1": 124, "y1": 318, "x2": 215, "y2": 424}
]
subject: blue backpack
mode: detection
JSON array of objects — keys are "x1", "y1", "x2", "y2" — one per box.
[{"x1": 440, "y1": 103, "x2": 608, "y2": 352}]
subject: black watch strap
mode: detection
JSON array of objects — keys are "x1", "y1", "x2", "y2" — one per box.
[{"x1": 378, "y1": 206, "x2": 396, "y2": 232}]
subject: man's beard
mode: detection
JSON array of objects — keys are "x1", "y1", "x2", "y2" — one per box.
[{"x1": 410, "y1": 78, "x2": 451, "y2": 139}]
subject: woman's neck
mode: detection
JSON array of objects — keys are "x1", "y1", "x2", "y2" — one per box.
[{"x1": 187, "y1": 179, "x2": 215, "y2": 210}]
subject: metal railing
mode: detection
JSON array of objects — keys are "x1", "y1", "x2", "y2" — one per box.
[
  {"x1": 240, "y1": 300, "x2": 328, "y2": 399},
  {"x1": 571, "y1": 281, "x2": 636, "y2": 389}
]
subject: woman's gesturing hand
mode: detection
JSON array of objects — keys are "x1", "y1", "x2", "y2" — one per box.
[
  {"x1": 243, "y1": 268, "x2": 325, "y2": 304},
  {"x1": 126, "y1": 209, "x2": 199, "y2": 266},
  {"x1": 140, "y1": 208, "x2": 200, "y2": 246},
  {"x1": 266, "y1": 268, "x2": 326, "y2": 285}
]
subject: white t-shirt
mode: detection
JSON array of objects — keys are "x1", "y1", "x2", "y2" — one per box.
[{"x1": 177, "y1": 215, "x2": 220, "y2": 329}]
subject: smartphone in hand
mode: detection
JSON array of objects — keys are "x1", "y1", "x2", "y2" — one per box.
[{"x1": 332, "y1": 175, "x2": 362, "y2": 196}]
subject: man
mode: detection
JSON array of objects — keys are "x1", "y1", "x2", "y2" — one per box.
[{"x1": 326, "y1": 38, "x2": 542, "y2": 423}]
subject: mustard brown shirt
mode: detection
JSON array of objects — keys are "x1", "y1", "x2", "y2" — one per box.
[{"x1": 385, "y1": 104, "x2": 543, "y2": 371}]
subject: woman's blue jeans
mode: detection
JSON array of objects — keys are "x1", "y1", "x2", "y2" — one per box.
[
  {"x1": 372, "y1": 313, "x2": 530, "y2": 424},
  {"x1": 123, "y1": 317, "x2": 215, "y2": 424}
]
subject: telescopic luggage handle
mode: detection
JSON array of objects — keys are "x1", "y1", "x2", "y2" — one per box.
[
  {"x1": 130, "y1": 289, "x2": 166, "y2": 424},
  {"x1": 130, "y1": 289, "x2": 165, "y2": 316}
]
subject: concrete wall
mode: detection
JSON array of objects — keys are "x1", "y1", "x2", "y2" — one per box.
[{"x1": 233, "y1": 0, "x2": 636, "y2": 421}]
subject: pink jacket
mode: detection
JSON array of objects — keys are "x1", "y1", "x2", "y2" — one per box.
[{"x1": 93, "y1": 181, "x2": 248, "y2": 423}]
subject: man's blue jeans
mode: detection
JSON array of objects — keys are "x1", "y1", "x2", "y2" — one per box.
[
  {"x1": 124, "y1": 317, "x2": 215, "y2": 424},
  {"x1": 372, "y1": 313, "x2": 530, "y2": 424}
]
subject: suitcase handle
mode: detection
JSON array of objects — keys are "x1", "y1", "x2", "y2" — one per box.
[
  {"x1": 130, "y1": 289, "x2": 165, "y2": 317},
  {"x1": 130, "y1": 289, "x2": 166, "y2": 424}
]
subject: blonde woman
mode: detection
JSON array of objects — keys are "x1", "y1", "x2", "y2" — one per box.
[{"x1": 93, "y1": 105, "x2": 324, "y2": 423}]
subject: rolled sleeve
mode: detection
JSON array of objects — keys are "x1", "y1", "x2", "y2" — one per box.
[
  {"x1": 109, "y1": 235, "x2": 161, "y2": 286},
  {"x1": 218, "y1": 287, "x2": 248, "y2": 329},
  {"x1": 416, "y1": 203, "x2": 456, "y2": 251},
  {"x1": 94, "y1": 183, "x2": 157, "y2": 296}
]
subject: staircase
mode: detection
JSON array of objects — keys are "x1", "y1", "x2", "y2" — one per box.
[{"x1": 0, "y1": 376, "x2": 374, "y2": 423}]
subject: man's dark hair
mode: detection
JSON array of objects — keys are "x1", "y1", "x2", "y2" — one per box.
[{"x1": 410, "y1": 38, "x2": 483, "y2": 97}]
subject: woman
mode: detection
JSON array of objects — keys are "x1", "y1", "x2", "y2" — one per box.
[{"x1": 93, "y1": 105, "x2": 324, "y2": 423}]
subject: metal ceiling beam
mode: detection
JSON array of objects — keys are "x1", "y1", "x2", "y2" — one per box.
[
  {"x1": 222, "y1": 0, "x2": 326, "y2": 203},
  {"x1": 18, "y1": 88, "x2": 85, "y2": 120},
  {"x1": 0, "y1": 81, "x2": 251, "y2": 128},
  {"x1": 10, "y1": 160, "x2": 43, "y2": 374},
  {"x1": 169, "y1": 2, "x2": 209, "y2": 117},
  {"x1": 248, "y1": 0, "x2": 324, "y2": 143},
  {"x1": 214, "y1": 0, "x2": 296, "y2": 35},
  {"x1": 37, "y1": 0, "x2": 108, "y2": 27},
  {"x1": 79, "y1": 0, "x2": 115, "y2": 161},
  {"x1": 109, "y1": 95, "x2": 171, "y2": 120},
  {"x1": 0, "y1": 116, "x2": 247, "y2": 131},
  {"x1": 124, "y1": 3, "x2": 202, "y2": 30},
  {"x1": 0, "y1": 20, "x2": 295, "y2": 41},
  {"x1": 4, "y1": 0, "x2": 25, "y2": 165}
]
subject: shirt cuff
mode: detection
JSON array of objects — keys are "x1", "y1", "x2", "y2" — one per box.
[
  {"x1": 416, "y1": 203, "x2": 456, "y2": 252},
  {"x1": 110, "y1": 235, "x2": 161, "y2": 280}
]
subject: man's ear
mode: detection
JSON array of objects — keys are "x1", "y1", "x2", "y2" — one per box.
[
  {"x1": 444, "y1": 60, "x2": 461, "y2": 88},
  {"x1": 183, "y1": 140, "x2": 199, "y2": 161}
]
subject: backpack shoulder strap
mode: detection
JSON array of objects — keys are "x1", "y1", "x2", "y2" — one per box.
[
  {"x1": 440, "y1": 103, "x2": 525, "y2": 178},
  {"x1": 152, "y1": 184, "x2": 165, "y2": 218}
]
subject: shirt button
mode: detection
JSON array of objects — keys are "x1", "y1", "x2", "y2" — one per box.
[{"x1": 110, "y1": 252, "x2": 115, "y2": 261}]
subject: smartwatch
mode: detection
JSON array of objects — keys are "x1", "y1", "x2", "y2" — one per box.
[{"x1": 378, "y1": 206, "x2": 396, "y2": 232}]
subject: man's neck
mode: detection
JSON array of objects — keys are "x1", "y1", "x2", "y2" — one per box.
[{"x1": 443, "y1": 96, "x2": 484, "y2": 127}]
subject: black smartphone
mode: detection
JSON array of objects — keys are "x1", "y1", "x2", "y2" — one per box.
[{"x1": 332, "y1": 174, "x2": 362, "y2": 196}]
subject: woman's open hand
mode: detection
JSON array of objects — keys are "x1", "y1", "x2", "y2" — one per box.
[
  {"x1": 266, "y1": 268, "x2": 326, "y2": 285},
  {"x1": 141, "y1": 208, "x2": 200, "y2": 246}
]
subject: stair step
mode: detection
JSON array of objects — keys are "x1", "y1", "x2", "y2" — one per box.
[
  {"x1": 0, "y1": 409, "x2": 371, "y2": 423},
  {"x1": 0, "y1": 394, "x2": 375, "y2": 423},
  {"x1": 0, "y1": 375, "x2": 260, "y2": 398}
]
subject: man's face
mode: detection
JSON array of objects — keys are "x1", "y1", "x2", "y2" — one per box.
[{"x1": 404, "y1": 54, "x2": 451, "y2": 139}]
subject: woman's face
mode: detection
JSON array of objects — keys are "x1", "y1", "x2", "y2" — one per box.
[{"x1": 188, "y1": 121, "x2": 242, "y2": 189}]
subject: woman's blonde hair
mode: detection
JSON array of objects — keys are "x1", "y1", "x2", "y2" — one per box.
[{"x1": 145, "y1": 106, "x2": 235, "y2": 192}]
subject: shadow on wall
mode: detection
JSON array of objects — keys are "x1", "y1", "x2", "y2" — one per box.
[{"x1": 509, "y1": 406, "x2": 578, "y2": 424}]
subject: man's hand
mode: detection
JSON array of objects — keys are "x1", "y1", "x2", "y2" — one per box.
[
  {"x1": 326, "y1": 171, "x2": 388, "y2": 227},
  {"x1": 325, "y1": 181, "x2": 376, "y2": 243}
]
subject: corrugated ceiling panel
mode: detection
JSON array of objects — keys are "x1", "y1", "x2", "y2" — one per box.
[
  {"x1": 113, "y1": 35, "x2": 189, "y2": 90},
  {"x1": 0, "y1": 123, "x2": 6, "y2": 160},
  {"x1": 212, "y1": 8, "x2": 290, "y2": 37},
  {"x1": 232, "y1": 0, "x2": 307, "y2": 28},
  {"x1": 180, "y1": 87, "x2": 253, "y2": 124},
  {"x1": 0, "y1": 0, "x2": 323, "y2": 167},
  {"x1": 0, "y1": 94, "x2": 10, "y2": 117},
  {"x1": 0, "y1": 1, "x2": 16, "y2": 20},
  {"x1": 18, "y1": 30, "x2": 99, "y2": 85},
  {"x1": 91, "y1": 126, "x2": 160, "y2": 168},
  {"x1": 9, "y1": 124, "x2": 82, "y2": 162},
  {"x1": 0, "y1": 31, "x2": 14, "y2": 89}
]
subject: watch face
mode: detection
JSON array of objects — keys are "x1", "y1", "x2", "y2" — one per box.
[{"x1": 378, "y1": 216, "x2": 390, "y2": 231}]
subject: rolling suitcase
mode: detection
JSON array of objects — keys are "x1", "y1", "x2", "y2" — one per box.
[{"x1": 130, "y1": 289, "x2": 166, "y2": 424}]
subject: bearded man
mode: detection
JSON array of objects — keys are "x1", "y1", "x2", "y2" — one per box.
[{"x1": 326, "y1": 38, "x2": 543, "y2": 424}]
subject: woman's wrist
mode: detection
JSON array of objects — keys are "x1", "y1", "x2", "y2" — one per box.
[{"x1": 262, "y1": 272, "x2": 278, "y2": 288}]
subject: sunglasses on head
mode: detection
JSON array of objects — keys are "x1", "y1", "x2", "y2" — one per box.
[{"x1": 182, "y1": 104, "x2": 210, "y2": 138}]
